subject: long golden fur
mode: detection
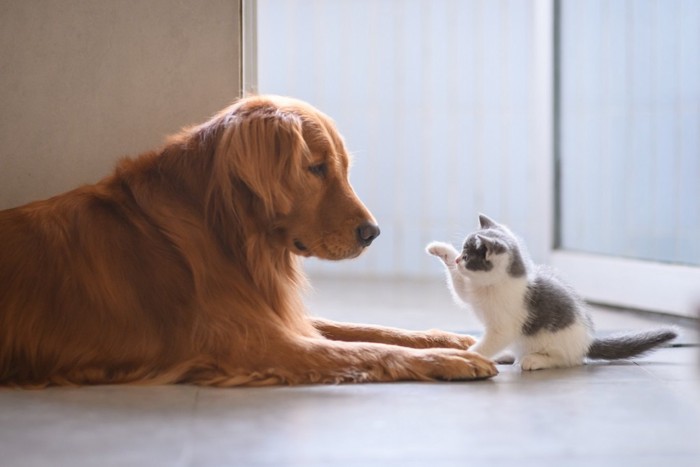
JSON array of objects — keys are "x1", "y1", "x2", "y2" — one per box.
[{"x1": 0, "y1": 95, "x2": 497, "y2": 387}]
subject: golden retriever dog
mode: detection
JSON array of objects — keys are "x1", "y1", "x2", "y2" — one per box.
[{"x1": 0, "y1": 95, "x2": 497, "y2": 387}]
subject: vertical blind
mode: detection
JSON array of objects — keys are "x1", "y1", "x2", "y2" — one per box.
[{"x1": 258, "y1": 0, "x2": 545, "y2": 277}]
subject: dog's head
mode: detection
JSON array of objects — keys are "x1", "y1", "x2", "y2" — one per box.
[{"x1": 208, "y1": 95, "x2": 379, "y2": 261}]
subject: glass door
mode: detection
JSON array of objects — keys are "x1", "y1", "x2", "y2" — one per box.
[{"x1": 552, "y1": 0, "x2": 700, "y2": 317}]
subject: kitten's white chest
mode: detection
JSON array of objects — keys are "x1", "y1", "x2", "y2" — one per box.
[{"x1": 471, "y1": 279, "x2": 529, "y2": 329}]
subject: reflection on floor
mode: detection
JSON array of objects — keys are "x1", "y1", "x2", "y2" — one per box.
[{"x1": 1, "y1": 277, "x2": 698, "y2": 467}]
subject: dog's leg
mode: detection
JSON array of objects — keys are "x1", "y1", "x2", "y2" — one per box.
[
  {"x1": 188, "y1": 338, "x2": 497, "y2": 386},
  {"x1": 311, "y1": 317, "x2": 476, "y2": 350}
]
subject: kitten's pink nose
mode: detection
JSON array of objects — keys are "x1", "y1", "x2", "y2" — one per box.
[{"x1": 454, "y1": 256, "x2": 461, "y2": 264}]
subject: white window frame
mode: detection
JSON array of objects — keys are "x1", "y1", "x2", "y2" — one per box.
[{"x1": 551, "y1": 252, "x2": 700, "y2": 318}]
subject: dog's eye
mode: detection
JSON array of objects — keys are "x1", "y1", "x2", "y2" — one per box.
[{"x1": 308, "y1": 163, "x2": 327, "y2": 177}]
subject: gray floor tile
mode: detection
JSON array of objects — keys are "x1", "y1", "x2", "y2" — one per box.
[{"x1": 1, "y1": 386, "x2": 197, "y2": 467}]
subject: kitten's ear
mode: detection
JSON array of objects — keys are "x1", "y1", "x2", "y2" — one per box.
[
  {"x1": 478, "y1": 213, "x2": 498, "y2": 229},
  {"x1": 476, "y1": 234, "x2": 506, "y2": 254}
]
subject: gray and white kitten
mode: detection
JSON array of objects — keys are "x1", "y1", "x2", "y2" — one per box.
[{"x1": 427, "y1": 214, "x2": 677, "y2": 370}]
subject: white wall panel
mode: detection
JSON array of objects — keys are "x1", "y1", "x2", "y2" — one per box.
[
  {"x1": 258, "y1": 0, "x2": 550, "y2": 278},
  {"x1": 0, "y1": 0, "x2": 241, "y2": 210}
]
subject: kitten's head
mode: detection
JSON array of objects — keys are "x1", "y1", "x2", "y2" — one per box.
[{"x1": 456, "y1": 214, "x2": 528, "y2": 284}]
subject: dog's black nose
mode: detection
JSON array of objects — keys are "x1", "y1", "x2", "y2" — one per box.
[{"x1": 356, "y1": 222, "x2": 380, "y2": 247}]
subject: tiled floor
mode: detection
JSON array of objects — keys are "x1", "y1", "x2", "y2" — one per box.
[{"x1": 1, "y1": 277, "x2": 698, "y2": 467}]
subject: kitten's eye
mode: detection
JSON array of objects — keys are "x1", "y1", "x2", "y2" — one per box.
[{"x1": 308, "y1": 163, "x2": 327, "y2": 178}]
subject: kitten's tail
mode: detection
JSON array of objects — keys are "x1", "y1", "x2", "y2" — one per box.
[{"x1": 586, "y1": 328, "x2": 678, "y2": 360}]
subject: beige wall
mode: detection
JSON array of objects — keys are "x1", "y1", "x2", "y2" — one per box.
[{"x1": 0, "y1": 0, "x2": 241, "y2": 209}]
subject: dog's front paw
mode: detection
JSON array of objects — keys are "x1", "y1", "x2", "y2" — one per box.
[
  {"x1": 425, "y1": 329, "x2": 477, "y2": 349},
  {"x1": 426, "y1": 242, "x2": 459, "y2": 266},
  {"x1": 405, "y1": 348, "x2": 498, "y2": 381}
]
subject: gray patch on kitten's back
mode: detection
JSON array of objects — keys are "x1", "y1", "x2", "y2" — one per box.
[{"x1": 522, "y1": 270, "x2": 585, "y2": 336}]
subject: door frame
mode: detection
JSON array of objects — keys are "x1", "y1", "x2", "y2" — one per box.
[{"x1": 240, "y1": 0, "x2": 258, "y2": 96}]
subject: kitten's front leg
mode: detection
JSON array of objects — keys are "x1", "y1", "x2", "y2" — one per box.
[
  {"x1": 469, "y1": 330, "x2": 516, "y2": 360},
  {"x1": 426, "y1": 241, "x2": 472, "y2": 303},
  {"x1": 426, "y1": 241, "x2": 460, "y2": 268}
]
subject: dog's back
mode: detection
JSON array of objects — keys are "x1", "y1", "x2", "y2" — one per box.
[{"x1": 0, "y1": 179, "x2": 196, "y2": 386}]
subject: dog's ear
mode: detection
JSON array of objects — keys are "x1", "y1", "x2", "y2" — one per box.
[{"x1": 212, "y1": 103, "x2": 307, "y2": 219}]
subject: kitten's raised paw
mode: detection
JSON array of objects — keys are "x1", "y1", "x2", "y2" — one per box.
[{"x1": 426, "y1": 242, "x2": 459, "y2": 266}]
